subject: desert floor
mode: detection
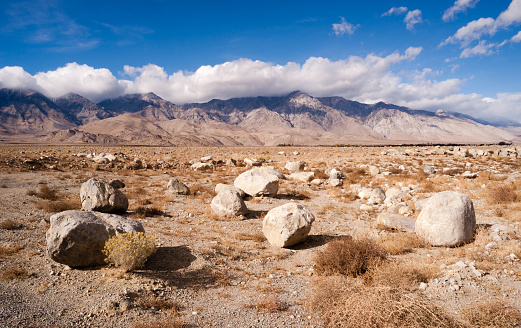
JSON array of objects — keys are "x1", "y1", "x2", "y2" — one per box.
[{"x1": 1, "y1": 144, "x2": 520, "y2": 328}]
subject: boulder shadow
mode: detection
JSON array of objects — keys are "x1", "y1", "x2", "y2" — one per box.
[
  {"x1": 275, "y1": 192, "x2": 310, "y2": 200},
  {"x1": 245, "y1": 209, "x2": 269, "y2": 220},
  {"x1": 287, "y1": 234, "x2": 343, "y2": 251}
]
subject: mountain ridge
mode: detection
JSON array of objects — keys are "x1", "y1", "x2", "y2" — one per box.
[{"x1": 0, "y1": 88, "x2": 517, "y2": 146}]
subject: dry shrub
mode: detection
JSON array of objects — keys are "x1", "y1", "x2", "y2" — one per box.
[
  {"x1": 26, "y1": 185, "x2": 59, "y2": 201},
  {"x1": 1, "y1": 265, "x2": 30, "y2": 281},
  {"x1": 249, "y1": 295, "x2": 287, "y2": 313},
  {"x1": 376, "y1": 232, "x2": 425, "y2": 255},
  {"x1": 315, "y1": 237, "x2": 387, "y2": 277},
  {"x1": 308, "y1": 276, "x2": 464, "y2": 328},
  {"x1": 36, "y1": 197, "x2": 80, "y2": 213},
  {"x1": 313, "y1": 168, "x2": 329, "y2": 180},
  {"x1": 0, "y1": 219, "x2": 22, "y2": 230},
  {"x1": 460, "y1": 299, "x2": 521, "y2": 327},
  {"x1": 233, "y1": 232, "x2": 266, "y2": 243},
  {"x1": 132, "y1": 206, "x2": 165, "y2": 218},
  {"x1": 365, "y1": 260, "x2": 437, "y2": 290},
  {"x1": 136, "y1": 198, "x2": 152, "y2": 206},
  {"x1": 488, "y1": 184, "x2": 518, "y2": 204},
  {"x1": 103, "y1": 232, "x2": 157, "y2": 271},
  {"x1": 134, "y1": 292, "x2": 180, "y2": 313},
  {"x1": 0, "y1": 244, "x2": 24, "y2": 258},
  {"x1": 132, "y1": 315, "x2": 185, "y2": 328}
]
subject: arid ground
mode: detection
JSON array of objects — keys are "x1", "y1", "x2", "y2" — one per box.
[{"x1": 1, "y1": 144, "x2": 521, "y2": 327}]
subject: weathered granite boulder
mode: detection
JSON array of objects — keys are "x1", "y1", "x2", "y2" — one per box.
[
  {"x1": 215, "y1": 183, "x2": 246, "y2": 198},
  {"x1": 262, "y1": 202, "x2": 315, "y2": 247},
  {"x1": 46, "y1": 210, "x2": 144, "y2": 268},
  {"x1": 289, "y1": 171, "x2": 315, "y2": 183},
  {"x1": 167, "y1": 178, "x2": 190, "y2": 195},
  {"x1": 234, "y1": 168, "x2": 279, "y2": 197},
  {"x1": 210, "y1": 190, "x2": 247, "y2": 218},
  {"x1": 80, "y1": 178, "x2": 128, "y2": 213},
  {"x1": 285, "y1": 161, "x2": 305, "y2": 172},
  {"x1": 415, "y1": 191, "x2": 475, "y2": 246}
]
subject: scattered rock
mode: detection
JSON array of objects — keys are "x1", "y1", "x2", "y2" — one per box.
[
  {"x1": 166, "y1": 178, "x2": 191, "y2": 195},
  {"x1": 415, "y1": 191, "x2": 475, "y2": 246},
  {"x1": 46, "y1": 210, "x2": 144, "y2": 267},
  {"x1": 262, "y1": 202, "x2": 315, "y2": 247},
  {"x1": 285, "y1": 161, "x2": 305, "y2": 172},
  {"x1": 368, "y1": 165, "x2": 380, "y2": 176},
  {"x1": 210, "y1": 190, "x2": 247, "y2": 218},
  {"x1": 423, "y1": 166, "x2": 436, "y2": 174},
  {"x1": 329, "y1": 178, "x2": 343, "y2": 187},
  {"x1": 108, "y1": 179, "x2": 125, "y2": 189},
  {"x1": 234, "y1": 168, "x2": 279, "y2": 197},
  {"x1": 215, "y1": 183, "x2": 246, "y2": 198},
  {"x1": 289, "y1": 171, "x2": 315, "y2": 183},
  {"x1": 376, "y1": 213, "x2": 415, "y2": 232},
  {"x1": 244, "y1": 158, "x2": 261, "y2": 167},
  {"x1": 191, "y1": 162, "x2": 214, "y2": 171},
  {"x1": 80, "y1": 178, "x2": 129, "y2": 214}
]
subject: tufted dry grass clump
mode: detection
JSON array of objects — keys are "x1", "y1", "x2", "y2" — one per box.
[
  {"x1": 103, "y1": 232, "x2": 157, "y2": 272},
  {"x1": 364, "y1": 260, "x2": 437, "y2": 290},
  {"x1": 26, "y1": 185, "x2": 59, "y2": 201},
  {"x1": 36, "y1": 197, "x2": 81, "y2": 213},
  {"x1": 308, "y1": 276, "x2": 464, "y2": 328},
  {"x1": 0, "y1": 244, "x2": 24, "y2": 258},
  {"x1": 248, "y1": 295, "x2": 287, "y2": 313},
  {"x1": 1, "y1": 264, "x2": 30, "y2": 281},
  {"x1": 132, "y1": 315, "x2": 185, "y2": 328},
  {"x1": 376, "y1": 232, "x2": 425, "y2": 255},
  {"x1": 460, "y1": 299, "x2": 521, "y2": 327},
  {"x1": 314, "y1": 237, "x2": 387, "y2": 277},
  {"x1": 134, "y1": 292, "x2": 180, "y2": 313},
  {"x1": 131, "y1": 206, "x2": 165, "y2": 219},
  {"x1": 0, "y1": 219, "x2": 23, "y2": 230},
  {"x1": 487, "y1": 184, "x2": 519, "y2": 204}
]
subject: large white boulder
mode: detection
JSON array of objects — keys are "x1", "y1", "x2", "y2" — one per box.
[
  {"x1": 415, "y1": 191, "x2": 475, "y2": 246},
  {"x1": 80, "y1": 178, "x2": 128, "y2": 213},
  {"x1": 285, "y1": 161, "x2": 305, "y2": 172},
  {"x1": 46, "y1": 210, "x2": 144, "y2": 268},
  {"x1": 262, "y1": 202, "x2": 315, "y2": 248},
  {"x1": 210, "y1": 190, "x2": 247, "y2": 218},
  {"x1": 234, "y1": 168, "x2": 279, "y2": 197}
]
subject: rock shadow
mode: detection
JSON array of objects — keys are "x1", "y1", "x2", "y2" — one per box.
[
  {"x1": 275, "y1": 192, "x2": 310, "y2": 200},
  {"x1": 287, "y1": 234, "x2": 343, "y2": 250},
  {"x1": 244, "y1": 209, "x2": 269, "y2": 220}
]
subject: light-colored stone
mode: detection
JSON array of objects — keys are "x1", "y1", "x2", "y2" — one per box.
[
  {"x1": 385, "y1": 187, "x2": 403, "y2": 199},
  {"x1": 423, "y1": 166, "x2": 436, "y2": 174},
  {"x1": 358, "y1": 187, "x2": 372, "y2": 200},
  {"x1": 368, "y1": 165, "x2": 380, "y2": 176},
  {"x1": 80, "y1": 178, "x2": 128, "y2": 214},
  {"x1": 285, "y1": 161, "x2": 305, "y2": 172},
  {"x1": 215, "y1": 183, "x2": 245, "y2": 198},
  {"x1": 244, "y1": 158, "x2": 261, "y2": 167},
  {"x1": 262, "y1": 202, "x2": 315, "y2": 247},
  {"x1": 415, "y1": 191, "x2": 475, "y2": 246},
  {"x1": 310, "y1": 179, "x2": 323, "y2": 185},
  {"x1": 211, "y1": 190, "x2": 247, "y2": 218},
  {"x1": 329, "y1": 178, "x2": 343, "y2": 187},
  {"x1": 46, "y1": 210, "x2": 144, "y2": 268},
  {"x1": 200, "y1": 156, "x2": 213, "y2": 162},
  {"x1": 191, "y1": 162, "x2": 214, "y2": 171},
  {"x1": 289, "y1": 171, "x2": 315, "y2": 183},
  {"x1": 377, "y1": 213, "x2": 415, "y2": 232},
  {"x1": 234, "y1": 168, "x2": 279, "y2": 197},
  {"x1": 257, "y1": 167, "x2": 286, "y2": 180},
  {"x1": 167, "y1": 178, "x2": 190, "y2": 195}
]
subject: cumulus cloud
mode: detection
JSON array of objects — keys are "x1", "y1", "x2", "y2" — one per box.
[
  {"x1": 381, "y1": 7, "x2": 408, "y2": 17},
  {"x1": 512, "y1": 30, "x2": 521, "y2": 42},
  {"x1": 404, "y1": 10, "x2": 423, "y2": 31},
  {"x1": 332, "y1": 17, "x2": 359, "y2": 36},
  {"x1": 460, "y1": 40, "x2": 497, "y2": 57},
  {"x1": 1, "y1": 48, "x2": 521, "y2": 122},
  {"x1": 443, "y1": 0, "x2": 521, "y2": 49},
  {"x1": 442, "y1": 0, "x2": 480, "y2": 22}
]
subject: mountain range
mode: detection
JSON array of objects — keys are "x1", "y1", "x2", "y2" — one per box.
[{"x1": 0, "y1": 88, "x2": 517, "y2": 146}]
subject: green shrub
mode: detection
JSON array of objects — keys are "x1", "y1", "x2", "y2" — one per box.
[{"x1": 103, "y1": 232, "x2": 157, "y2": 271}]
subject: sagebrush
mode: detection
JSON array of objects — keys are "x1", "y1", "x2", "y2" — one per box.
[{"x1": 103, "y1": 232, "x2": 157, "y2": 271}]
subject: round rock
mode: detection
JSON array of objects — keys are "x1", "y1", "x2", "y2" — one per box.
[{"x1": 262, "y1": 202, "x2": 315, "y2": 248}]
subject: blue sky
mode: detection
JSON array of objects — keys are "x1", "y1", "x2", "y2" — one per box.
[{"x1": 0, "y1": 0, "x2": 520, "y2": 122}]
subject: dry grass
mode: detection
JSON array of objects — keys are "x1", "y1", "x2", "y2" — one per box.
[
  {"x1": 248, "y1": 295, "x2": 287, "y2": 313},
  {"x1": 308, "y1": 276, "x2": 464, "y2": 328},
  {"x1": 36, "y1": 197, "x2": 81, "y2": 213},
  {"x1": 376, "y1": 232, "x2": 425, "y2": 255},
  {"x1": 134, "y1": 293, "x2": 180, "y2": 313},
  {"x1": 460, "y1": 299, "x2": 521, "y2": 328},
  {"x1": 232, "y1": 232, "x2": 266, "y2": 243},
  {"x1": 487, "y1": 184, "x2": 519, "y2": 204},
  {"x1": 0, "y1": 244, "x2": 24, "y2": 258},
  {"x1": 0, "y1": 219, "x2": 22, "y2": 230},
  {"x1": 132, "y1": 315, "x2": 185, "y2": 328},
  {"x1": 365, "y1": 260, "x2": 437, "y2": 290},
  {"x1": 132, "y1": 206, "x2": 165, "y2": 218},
  {"x1": 26, "y1": 185, "x2": 59, "y2": 201},
  {"x1": 1, "y1": 265, "x2": 30, "y2": 281},
  {"x1": 314, "y1": 237, "x2": 387, "y2": 277}
]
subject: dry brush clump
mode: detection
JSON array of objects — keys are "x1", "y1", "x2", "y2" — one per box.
[
  {"x1": 0, "y1": 244, "x2": 24, "y2": 258},
  {"x1": 248, "y1": 295, "x2": 287, "y2": 313},
  {"x1": 376, "y1": 232, "x2": 425, "y2": 255},
  {"x1": 0, "y1": 264, "x2": 30, "y2": 281},
  {"x1": 364, "y1": 260, "x2": 437, "y2": 290},
  {"x1": 0, "y1": 219, "x2": 22, "y2": 230},
  {"x1": 308, "y1": 276, "x2": 464, "y2": 328},
  {"x1": 26, "y1": 185, "x2": 59, "y2": 201},
  {"x1": 460, "y1": 299, "x2": 521, "y2": 328},
  {"x1": 487, "y1": 184, "x2": 519, "y2": 204},
  {"x1": 103, "y1": 232, "x2": 158, "y2": 272},
  {"x1": 314, "y1": 237, "x2": 387, "y2": 277}
]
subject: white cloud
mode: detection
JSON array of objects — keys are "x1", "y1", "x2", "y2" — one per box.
[
  {"x1": 460, "y1": 40, "x2": 497, "y2": 57},
  {"x1": 332, "y1": 17, "x2": 359, "y2": 36},
  {"x1": 442, "y1": 17, "x2": 496, "y2": 46},
  {"x1": 1, "y1": 48, "x2": 521, "y2": 122},
  {"x1": 497, "y1": 0, "x2": 521, "y2": 27},
  {"x1": 442, "y1": 0, "x2": 480, "y2": 22},
  {"x1": 404, "y1": 10, "x2": 423, "y2": 31},
  {"x1": 381, "y1": 7, "x2": 408, "y2": 17},
  {"x1": 511, "y1": 30, "x2": 521, "y2": 42}
]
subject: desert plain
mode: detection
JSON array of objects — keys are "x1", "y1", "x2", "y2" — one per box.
[{"x1": 1, "y1": 143, "x2": 521, "y2": 328}]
